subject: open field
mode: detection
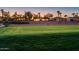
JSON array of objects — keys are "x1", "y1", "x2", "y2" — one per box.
[{"x1": 0, "y1": 25, "x2": 79, "y2": 51}]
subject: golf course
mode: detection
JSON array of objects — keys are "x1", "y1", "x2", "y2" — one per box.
[{"x1": 0, "y1": 25, "x2": 79, "y2": 51}]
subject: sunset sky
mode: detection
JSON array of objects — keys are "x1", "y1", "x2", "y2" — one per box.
[{"x1": 0, "y1": 7, "x2": 79, "y2": 17}]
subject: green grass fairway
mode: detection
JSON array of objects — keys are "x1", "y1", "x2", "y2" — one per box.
[{"x1": 0, "y1": 25, "x2": 79, "y2": 51}]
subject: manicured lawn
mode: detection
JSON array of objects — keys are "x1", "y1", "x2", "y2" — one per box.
[{"x1": 0, "y1": 25, "x2": 79, "y2": 51}]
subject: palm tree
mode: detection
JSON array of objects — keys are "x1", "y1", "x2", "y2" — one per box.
[
  {"x1": 72, "y1": 13, "x2": 75, "y2": 17},
  {"x1": 57, "y1": 11, "x2": 60, "y2": 17},
  {"x1": 38, "y1": 12, "x2": 41, "y2": 21},
  {"x1": 1, "y1": 9, "x2": 10, "y2": 19},
  {"x1": 59, "y1": 12, "x2": 62, "y2": 17},
  {"x1": 64, "y1": 15, "x2": 67, "y2": 18},
  {"x1": 57, "y1": 11, "x2": 62, "y2": 22},
  {"x1": 24, "y1": 11, "x2": 27, "y2": 20},
  {"x1": 12, "y1": 11, "x2": 18, "y2": 20},
  {"x1": 1, "y1": 9, "x2": 4, "y2": 18},
  {"x1": 64, "y1": 15, "x2": 68, "y2": 22},
  {"x1": 57, "y1": 11, "x2": 62, "y2": 17},
  {"x1": 25, "y1": 11, "x2": 33, "y2": 21},
  {"x1": 44, "y1": 13, "x2": 53, "y2": 21},
  {"x1": 0, "y1": 9, "x2": 10, "y2": 27},
  {"x1": 4, "y1": 11, "x2": 10, "y2": 23},
  {"x1": 75, "y1": 13, "x2": 78, "y2": 17}
]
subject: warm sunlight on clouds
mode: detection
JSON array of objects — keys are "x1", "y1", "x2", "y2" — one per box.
[{"x1": 0, "y1": 7, "x2": 79, "y2": 17}]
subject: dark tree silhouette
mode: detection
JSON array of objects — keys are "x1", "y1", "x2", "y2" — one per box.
[
  {"x1": 64, "y1": 15, "x2": 68, "y2": 23},
  {"x1": 0, "y1": 9, "x2": 10, "y2": 27},
  {"x1": 57, "y1": 11, "x2": 62, "y2": 17},
  {"x1": 72, "y1": 13, "x2": 75, "y2": 17},
  {"x1": 44, "y1": 13, "x2": 53, "y2": 21},
  {"x1": 57, "y1": 11, "x2": 60, "y2": 17},
  {"x1": 25, "y1": 11, "x2": 33, "y2": 21},
  {"x1": 38, "y1": 12, "x2": 41, "y2": 21}
]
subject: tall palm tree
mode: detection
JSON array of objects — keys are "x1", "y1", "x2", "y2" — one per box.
[
  {"x1": 38, "y1": 12, "x2": 41, "y2": 21},
  {"x1": 64, "y1": 15, "x2": 68, "y2": 22},
  {"x1": 72, "y1": 13, "x2": 75, "y2": 17},
  {"x1": 59, "y1": 12, "x2": 62, "y2": 17},
  {"x1": 57, "y1": 11, "x2": 62, "y2": 17},
  {"x1": 25, "y1": 11, "x2": 33, "y2": 21},
  {"x1": 1, "y1": 9, "x2": 10, "y2": 18},
  {"x1": 57, "y1": 11, "x2": 62, "y2": 22},
  {"x1": 1, "y1": 9, "x2": 9, "y2": 26},
  {"x1": 13, "y1": 11, "x2": 18, "y2": 20},
  {"x1": 6, "y1": 11, "x2": 10, "y2": 21},
  {"x1": 24, "y1": 11, "x2": 27, "y2": 20},
  {"x1": 1, "y1": 9, "x2": 4, "y2": 18},
  {"x1": 57, "y1": 11, "x2": 60, "y2": 17}
]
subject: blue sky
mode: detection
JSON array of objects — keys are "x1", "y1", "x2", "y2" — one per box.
[{"x1": 0, "y1": 7, "x2": 79, "y2": 17}]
